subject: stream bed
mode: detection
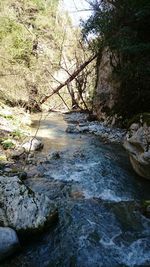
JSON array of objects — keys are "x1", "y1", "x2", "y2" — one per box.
[{"x1": 1, "y1": 112, "x2": 150, "y2": 267}]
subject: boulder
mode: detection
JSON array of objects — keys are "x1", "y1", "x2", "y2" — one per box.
[
  {"x1": 0, "y1": 227, "x2": 20, "y2": 262},
  {"x1": 22, "y1": 138, "x2": 43, "y2": 152},
  {"x1": 123, "y1": 123, "x2": 150, "y2": 179},
  {"x1": 0, "y1": 176, "x2": 57, "y2": 232}
]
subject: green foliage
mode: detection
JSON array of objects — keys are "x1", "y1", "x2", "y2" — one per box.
[
  {"x1": 1, "y1": 139, "x2": 15, "y2": 150},
  {"x1": 0, "y1": 16, "x2": 33, "y2": 65},
  {"x1": 11, "y1": 129, "x2": 24, "y2": 139},
  {"x1": 0, "y1": 113, "x2": 13, "y2": 120},
  {"x1": 0, "y1": 0, "x2": 71, "y2": 105},
  {"x1": 0, "y1": 0, "x2": 94, "y2": 111},
  {"x1": 83, "y1": 0, "x2": 150, "y2": 121},
  {"x1": 0, "y1": 0, "x2": 60, "y2": 66}
]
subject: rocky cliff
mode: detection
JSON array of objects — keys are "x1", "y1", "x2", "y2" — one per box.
[
  {"x1": 93, "y1": 49, "x2": 150, "y2": 179},
  {"x1": 93, "y1": 48, "x2": 120, "y2": 125}
]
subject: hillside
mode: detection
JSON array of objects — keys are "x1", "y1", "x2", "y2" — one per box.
[{"x1": 0, "y1": 0, "x2": 95, "y2": 111}]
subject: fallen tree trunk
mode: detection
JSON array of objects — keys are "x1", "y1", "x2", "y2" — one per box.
[{"x1": 40, "y1": 54, "x2": 97, "y2": 104}]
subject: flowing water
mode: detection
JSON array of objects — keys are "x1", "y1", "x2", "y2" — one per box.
[{"x1": 1, "y1": 112, "x2": 150, "y2": 267}]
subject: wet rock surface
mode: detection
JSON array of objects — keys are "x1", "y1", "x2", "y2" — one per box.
[
  {"x1": 25, "y1": 177, "x2": 71, "y2": 201},
  {"x1": 65, "y1": 112, "x2": 126, "y2": 143},
  {"x1": 0, "y1": 227, "x2": 20, "y2": 262}
]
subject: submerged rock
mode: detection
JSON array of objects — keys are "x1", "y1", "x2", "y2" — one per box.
[
  {"x1": 48, "y1": 151, "x2": 61, "y2": 160},
  {"x1": 25, "y1": 177, "x2": 71, "y2": 201},
  {"x1": 66, "y1": 124, "x2": 80, "y2": 133},
  {"x1": 124, "y1": 123, "x2": 150, "y2": 179},
  {"x1": 0, "y1": 227, "x2": 20, "y2": 262},
  {"x1": 0, "y1": 176, "x2": 57, "y2": 232}
]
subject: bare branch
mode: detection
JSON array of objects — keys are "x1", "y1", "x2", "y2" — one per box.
[{"x1": 40, "y1": 54, "x2": 97, "y2": 104}]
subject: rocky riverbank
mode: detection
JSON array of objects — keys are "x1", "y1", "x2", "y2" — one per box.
[
  {"x1": 0, "y1": 104, "x2": 51, "y2": 262},
  {"x1": 64, "y1": 112, "x2": 126, "y2": 144}
]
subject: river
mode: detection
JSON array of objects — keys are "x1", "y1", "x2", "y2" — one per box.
[{"x1": 1, "y1": 112, "x2": 150, "y2": 267}]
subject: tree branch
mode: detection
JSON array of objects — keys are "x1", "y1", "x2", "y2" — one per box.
[{"x1": 40, "y1": 54, "x2": 97, "y2": 104}]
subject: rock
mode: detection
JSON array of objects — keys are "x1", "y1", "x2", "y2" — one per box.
[
  {"x1": 66, "y1": 125, "x2": 80, "y2": 133},
  {"x1": 66, "y1": 120, "x2": 125, "y2": 143},
  {"x1": 22, "y1": 138, "x2": 43, "y2": 152},
  {"x1": 4, "y1": 167, "x2": 12, "y2": 173},
  {"x1": 48, "y1": 151, "x2": 61, "y2": 160},
  {"x1": 8, "y1": 148, "x2": 25, "y2": 160},
  {"x1": 93, "y1": 48, "x2": 120, "y2": 121},
  {"x1": 0, "y1": 227, "x2": 20, "y2": 262},
  {"x1": 123, "y1": 123, "x2": 150, "y2": 179},
  {"x1": 0, "y1": 176, "x2": 57, "y2": 231},
  {"x1": 25, "y1": 177, "x2": 70, "y2": 201},
  {"x1": 130, "y1": 123, "x2": 140, "y2": 134},
  {"x1": 64, "y1": 112, "x2": 89, "y2": 123},
  {"x1": 21, "y1": 113, "x2": 32, "y2": 126},
  {"x1": 18, "y1": 171, "x2": 28, "y2": 180}
]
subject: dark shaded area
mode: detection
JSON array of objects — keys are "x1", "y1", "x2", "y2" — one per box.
[{"x1": 83, "y1": 0, "x2": 150, "y2": 124}]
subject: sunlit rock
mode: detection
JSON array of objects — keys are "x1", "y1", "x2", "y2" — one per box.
[
  {"x1": 0, "y1": 176, "x2": 57, "y2": 232},
  {"x1": 22, "y1": 138, "x2": 43, "y2": 152},
  {"x1": 124, "y1": 123, "x2": 150, "y2": 179}
]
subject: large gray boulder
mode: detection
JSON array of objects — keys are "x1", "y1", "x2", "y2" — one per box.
[
  {"x1": 0, "y1": 227, "x2": 20, "y2": 262},
  {"x1": 123, "y1": 123, "x2": 150, "y2": 179},
  {"x1": 0, "y1": 176, "x2": 57, "y2": 231}
]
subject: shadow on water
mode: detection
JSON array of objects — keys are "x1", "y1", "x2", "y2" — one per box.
[{"x1": 1, "y1": 112, "x2": 150, "y2": 267}]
